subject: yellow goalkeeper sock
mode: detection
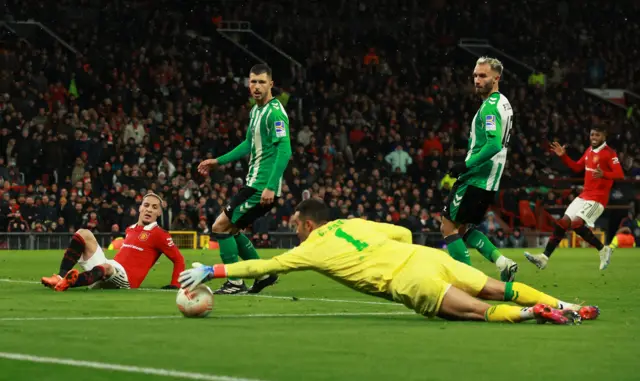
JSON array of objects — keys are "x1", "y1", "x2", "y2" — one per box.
[
  {"x1": 504, "y1": 282, "x2": 566, "y2": 308},
  {"x1": 485, "y1": 304, "x2": 534, "y2": 323}
]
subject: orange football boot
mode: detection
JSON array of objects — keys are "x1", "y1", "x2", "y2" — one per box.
[
  {"x1": 41, "y1": 274, "x2": 62, "y2": 289},
  {"x1": 54, "y1": 269, "x2": 79, "y2": 292},
  {"x1": 533, "y1": 304, "x2": 581, "y2": 325},
  {"x1": 578, "y1": 305, "x2": 600, "y2": 321}
]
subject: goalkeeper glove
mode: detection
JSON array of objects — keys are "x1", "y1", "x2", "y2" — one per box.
[
  {"x1": 178, "y1": 262, "x2": 227, "y2": 291},
  {"x1": 449, "y1": 161, "x2": 468, "y2": 178}
]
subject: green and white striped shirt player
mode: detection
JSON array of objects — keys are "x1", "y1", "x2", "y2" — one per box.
[
  {"x1": 217, "y1": 98, "x2": 292, "y2": 197},
  {"x1": 458, "y1": 92, "x2": 513, "y2": 191}
]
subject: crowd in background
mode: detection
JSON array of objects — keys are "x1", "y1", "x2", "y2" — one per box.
[{"x1": 0, "y1": 0, "x2": 639, "y2": 247}]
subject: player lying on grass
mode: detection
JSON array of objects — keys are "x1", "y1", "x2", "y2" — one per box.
[
  {"x1": 41, "y1": 192, "x2": 186, "y2": 291},
  {"x1": 525, "y1": 126, "x2": 623, "y2": 271},
  {"x1": 180, "y1": 199, "x2": 599, "y2": 325}
]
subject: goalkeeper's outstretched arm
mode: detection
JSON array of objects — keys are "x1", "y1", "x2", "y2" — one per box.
[{"x1": 179, "y1": 247, "x2": 312, "y2": 291}]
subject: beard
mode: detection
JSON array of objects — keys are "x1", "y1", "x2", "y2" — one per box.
[{"x1": 475, "y1": 81, "x2": 494, "y2": 95}]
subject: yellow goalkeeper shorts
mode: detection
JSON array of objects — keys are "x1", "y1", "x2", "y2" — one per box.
[{"x1": 389, "y1": 248, "x2": 489, "y2": 317}]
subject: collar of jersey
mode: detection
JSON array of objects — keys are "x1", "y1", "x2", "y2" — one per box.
[
  {"x1": 256, "y1": 97, "x2": 277, "y2": 109},
  {"x1": 129, "y1": 222, "x2": 158, "y2": 231},
  {"x1": 592, "y1": 142, "x2": 607, "y2": 153},
  {"x1": 483, "y1": 91, "x2": 501, "y2": 102}
]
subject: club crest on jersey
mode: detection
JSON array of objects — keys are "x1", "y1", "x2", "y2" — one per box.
[
  {"x1": 138, "y1": 231, "x2": 150, "y2": 241},
  {"x1": 274, "y1": 120, "x2": 287, "y2": 137},
  {"x1": 486, "y1": 115, "x2": 496, "y2": 131},
  {"x1": 593, "y1": 155, "x2": 599, "y2": 164}
]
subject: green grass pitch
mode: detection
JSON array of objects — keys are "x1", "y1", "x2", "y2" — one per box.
[{"x1": 0, "y1": 248, "x2": 639, "y2": 381}]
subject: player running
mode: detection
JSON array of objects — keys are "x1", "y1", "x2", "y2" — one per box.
[
  {"x1": 197, "y1": 64, "x2": 292, "y2": 295},
  {"x1": 40, "y1": 193, "x2": 185, "y2": 291},
  {"x1": 525, "y1": 126, "x2": 624, "y2": 270},
  {"x1": 180, "y1": 199, "x2": 600, "y2": 325},
  {"x1": 441, "y1": 56, "x2": 518, "y2": 282}
]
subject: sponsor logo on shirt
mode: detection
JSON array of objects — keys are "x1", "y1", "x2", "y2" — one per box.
[
  {"x1": 122, "y1": 243, "x2": 144, "y2": 251},
  {"x1": 486, "y1": 115, "x2": 496, "y2": 131},
  {"x1": 275, "y1": 120, "x2": 287, "y2": 137}
]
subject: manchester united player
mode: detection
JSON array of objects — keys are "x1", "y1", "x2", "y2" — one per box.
[
  {"x1": 40, "y1": 192, "x2": 186, "y2": 291},
  {"x1": 525, "y1": 126, "x2": 624, "y2": 271}
]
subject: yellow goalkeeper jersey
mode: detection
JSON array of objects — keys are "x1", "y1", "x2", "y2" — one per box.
[{"x1": 225, "y1": 218, "x2": 415, "y2": 297}]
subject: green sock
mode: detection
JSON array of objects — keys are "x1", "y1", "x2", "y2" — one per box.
[
  {"x1": 464, "y1": 229, "x2": 501, "y2": 263},
  {"x1": 445, "y1": 234, "x2": 471, "y2": 265},
  {"x1": 235, "y1": 233, "x2": 260, "y2": 260},
  {"x1": 215, "y1": 233, "x2": 240, "y2": 281}
]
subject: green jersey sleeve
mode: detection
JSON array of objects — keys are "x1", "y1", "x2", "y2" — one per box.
[
  {"x1": 216, "y1": 136, "x2": 251, "y2": 165},
  {"x1": 265, "y1": 106, "x2": 292, "y2": 191}
]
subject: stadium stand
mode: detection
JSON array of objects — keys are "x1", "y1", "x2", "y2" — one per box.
[{"x1": 0, "y1": 0, "x2": 638, "y2": 249}]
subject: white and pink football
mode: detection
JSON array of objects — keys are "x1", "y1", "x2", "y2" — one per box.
[{"x1": 176, "y1": 285, "x2": 214, "y2": 318}]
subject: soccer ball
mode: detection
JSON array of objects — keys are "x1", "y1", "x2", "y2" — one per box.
[{"x1": 176, "y1": 285, "x2": 214, "y2": 318}]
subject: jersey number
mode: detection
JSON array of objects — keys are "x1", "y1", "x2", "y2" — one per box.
[
  {"x1": 335, "y1": 228, "x2": 369, "y2": 251},
  {"x1": 502, "y1": 115, "x2": 513, "y2": 146}
]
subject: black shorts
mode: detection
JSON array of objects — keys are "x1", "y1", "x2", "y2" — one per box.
[
  {"x1": 442, "y1": 181, "x2": 496, "y2": 225},
  {"x1": 223, "y1": 187, "x2": 276, "y2": 229}
]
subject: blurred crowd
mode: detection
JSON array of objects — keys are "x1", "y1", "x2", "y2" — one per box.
[{"x1": 0, "y1": 0, "x2": 638, "y2": 247}]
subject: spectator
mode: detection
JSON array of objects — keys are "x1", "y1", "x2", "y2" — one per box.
[
  {"x1": 508, "y1": 228, "x2": 528, "y2": 248},
  {"x1": 385, "y1": 145, "x2": 412, "y2": 174},
  {"x1": 491, "y1": 229, "x2": 508, "y2": 249},
  {"x1": 171, "y1": 211, "x2": 193, "y2": 231}
]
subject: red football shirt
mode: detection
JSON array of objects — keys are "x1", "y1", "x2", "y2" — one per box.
[
  {"x1": 560, "y1": 143, "x2": 624, "y2": 206},
  {"x1": 113, "y1": 222, "x2": 186, "y2": 288}
]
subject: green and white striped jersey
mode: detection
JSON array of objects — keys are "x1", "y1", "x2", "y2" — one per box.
[
  {"x1": 459, "y1": 92, "x2": 513, "y2": 191},
  {"x1": 245, "y1": 98, "x2": 291, "y2": 196}
]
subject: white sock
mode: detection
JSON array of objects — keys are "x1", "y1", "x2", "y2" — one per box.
[
  {"x1": 520, "y1": 307, "x2": 535, "y2": 319},
  {"x1": 228, "y1": 279, "x2": 243, "y2": 286},
  {"x1": 495, "y1": 255, "x2": 507, "y2": 270},
  {"x1": 556, "y1": 300, "x2": 579, "y2": 310}
]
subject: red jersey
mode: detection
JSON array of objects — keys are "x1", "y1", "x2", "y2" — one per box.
[
  {"x1": 113, "y1": 222, "x2": 185, "y2": 288},
  {"x1": 560, "y1": 143, "x2": 624, "y2": 206}
]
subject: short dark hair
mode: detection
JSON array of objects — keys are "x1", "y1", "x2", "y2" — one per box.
[
  {"x1": 592, "y1": 125, "x2": 607, "y2": 134},
  {"x1": 250, "y1": 64, "x2": 272, "y2": 78},
  {"x1": 296, "y1": 198, "x2": 330, "y2": 224}
]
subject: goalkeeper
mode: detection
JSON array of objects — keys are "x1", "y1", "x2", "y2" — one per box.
[{"x1": 180, "y1": 199, "x2": 599, "y2": 324}]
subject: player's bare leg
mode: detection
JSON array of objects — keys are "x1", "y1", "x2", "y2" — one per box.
[
  {"x1": 41, "y1": 229, "x2": 100, "y2": 289},
  {"x1": 440, "y1": 217, "x2": 471, "y2": 265},
  {"x1": 211, "y1": 213, "x2": 248, "y2": 294},
  {"x1": 476, "y1": 278, "x2": 599, "y2": 321},
  {"x1": 438, "y1": 285, "x2": 580, "y2": 324}
]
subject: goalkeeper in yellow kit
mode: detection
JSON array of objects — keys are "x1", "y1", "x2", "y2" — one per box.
[{"x1": 179, "y1": 199, "x2": 600, "y2": 324}]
